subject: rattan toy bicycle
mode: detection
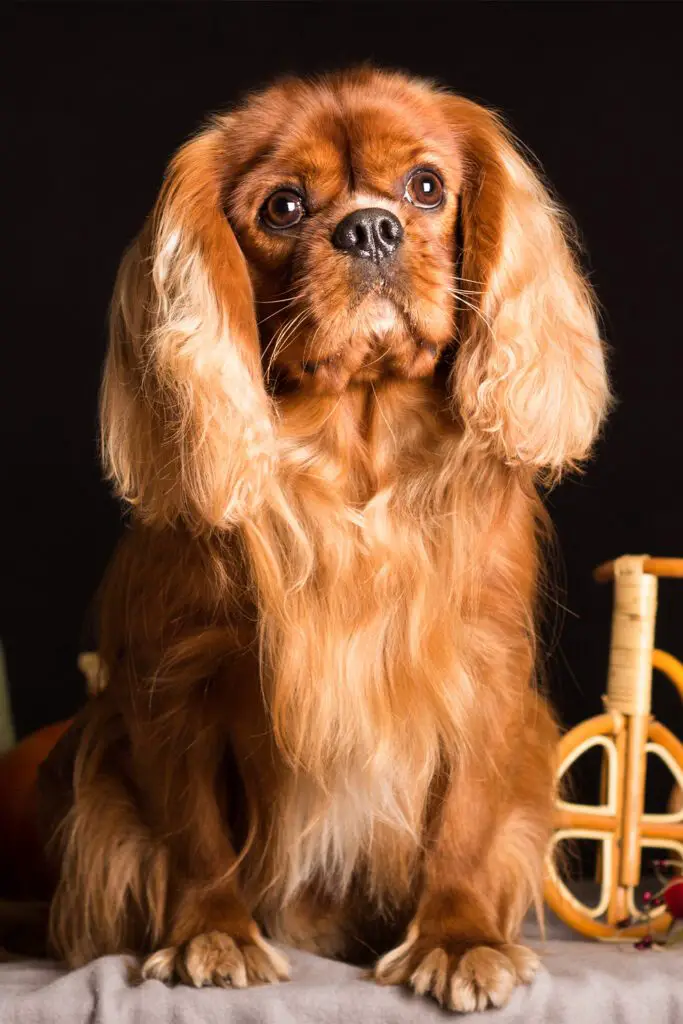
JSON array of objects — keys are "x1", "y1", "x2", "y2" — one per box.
[{"x1": 544, "y1": 555, "x2": 683, "y2": 940}]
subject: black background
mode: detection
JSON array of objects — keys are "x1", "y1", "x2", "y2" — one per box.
[{"x1": 5, "y1": 1, "x2": 683, "y2": 811}]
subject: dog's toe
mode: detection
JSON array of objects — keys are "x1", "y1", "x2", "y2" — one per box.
[
  {"x1": 375, "y1": 933, "x2": 538, "y2": 1013},
  {"x1": 140, "y1": 928, "x2": 289, "y2": 988}
]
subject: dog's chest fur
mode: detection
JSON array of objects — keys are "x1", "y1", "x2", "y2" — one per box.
[{"x1": 244, "y1": 389, "x2": 473, "y2": 916}]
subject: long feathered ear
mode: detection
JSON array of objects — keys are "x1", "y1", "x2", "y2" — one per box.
[
  {"x1": 100, "y1": 123, "x2": 274, "y2": 530},
  {"x1": 446, "y1": 97, "x2": 610, "y2": 479}
]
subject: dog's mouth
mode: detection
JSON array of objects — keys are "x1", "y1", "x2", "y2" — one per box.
[{"x1": 264, "y1": 290, "x2": 446, "y2": 396}]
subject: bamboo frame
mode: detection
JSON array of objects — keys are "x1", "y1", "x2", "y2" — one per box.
[
  {"x1": 544, "y1": 555, "x2": 683, "y2": 940},
  {"x1": 594, "y1": 557, "x2": 683, "y2": 583}
]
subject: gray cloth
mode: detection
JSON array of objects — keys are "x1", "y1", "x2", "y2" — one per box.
[{"x1": 1, "y1": 914, "x2": 681, "y2": 1024}]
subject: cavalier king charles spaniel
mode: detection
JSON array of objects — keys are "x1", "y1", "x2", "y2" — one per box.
[{"x1": 42, "y1": 68, "x2": 609, "y2": 1012}]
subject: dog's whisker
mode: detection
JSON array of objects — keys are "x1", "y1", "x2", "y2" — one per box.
[
  {"x1": 447, "y1": 289, "x2": 495, "y2": 333},
  {"x1": 258, "y1": 297, "x2": 302, "y2": 327},
  {"x1": 256, "y1": 290, "x2": 304, "y2": 305},
  {"x1": 300, "y1": 319, "x2": 326, "y2": 371},
  {"x1": 265, "y1": 308, "x2": 312, "y2": 378},
  {"x1": 370, "y1": 380, "x2": 397, "y2": 447}
]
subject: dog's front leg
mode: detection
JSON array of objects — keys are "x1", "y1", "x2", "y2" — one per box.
[
  {"x1": 136, "y1": 722, "x2": 289, "y2": 989},
  {"x1": 374, "y1": 708, "x2": 554, "y2": 1012},
  {"x1": 375, "y1": 879, "x2": 540, "y2": 1012}
]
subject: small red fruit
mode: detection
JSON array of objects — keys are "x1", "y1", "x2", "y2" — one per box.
[{"x1": 663, "y1": 877, "x2": 683, "y2": 919}]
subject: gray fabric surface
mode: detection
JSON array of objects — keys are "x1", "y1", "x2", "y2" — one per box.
[{"x1": 1, "y1": 917, "x2": 681, "y2": 1024}]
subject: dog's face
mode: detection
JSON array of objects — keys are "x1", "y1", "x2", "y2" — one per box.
[
  {"x1": 225, "y1": 74, "x2": 463, "y2": 393},
  {"x1": 101, "y1": 68, "x2": 609, "y2": 530}
]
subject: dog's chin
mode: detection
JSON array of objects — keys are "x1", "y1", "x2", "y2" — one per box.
[
  {"x1": 363, "y1": 296, "x2": 400, "y2": 336},
  {"x1": 266, "y1": 293, "x2": 446, "y2": 397}
]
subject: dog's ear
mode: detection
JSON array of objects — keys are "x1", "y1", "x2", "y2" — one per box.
[
  {"x1": 444, "y1": 97, "x2": 610, "y2": 479},
  {"x1": 100, "y1": 123, "x2": 275, "y2": 531}
]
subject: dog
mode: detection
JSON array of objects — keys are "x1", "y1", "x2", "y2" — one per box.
[{"x1": 42, "y1": 68, "x2": 609, "y2": 1012}]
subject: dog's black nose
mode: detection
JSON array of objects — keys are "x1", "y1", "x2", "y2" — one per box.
[{"x1": 332, "y1": 208, "x2": 403, "y2": 263}]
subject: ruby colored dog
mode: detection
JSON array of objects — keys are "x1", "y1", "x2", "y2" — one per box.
[{"x1": 44, "y1": 69, "x2": 609, "y2": 1012}]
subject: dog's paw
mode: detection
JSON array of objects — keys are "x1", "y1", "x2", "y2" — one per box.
[
  {"x1": 375, "y1": 927, "x2": 538, "y2": 1012},
  {"x1": 141, "y1": 928, "x2": 290, "y2": 988}
]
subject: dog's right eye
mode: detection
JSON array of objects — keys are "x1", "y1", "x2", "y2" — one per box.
[{"x1": 261, "y1": 190, "x2": 305, "y2": 230}]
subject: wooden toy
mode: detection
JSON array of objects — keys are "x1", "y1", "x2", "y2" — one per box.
[{"x1": 544, "y1": 555, "x2": 683, "y2": 939}]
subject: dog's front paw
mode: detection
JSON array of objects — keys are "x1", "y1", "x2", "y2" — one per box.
[
  {"x1": 375, "y1": 927, "x2": 538, "y2": 1012},
  {"x1": 141, "y1": 927, "x2": 290, "y2": 988}
]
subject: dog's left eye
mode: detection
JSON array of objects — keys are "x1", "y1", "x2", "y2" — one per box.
[
  {"x1": 261, "y1": 190, "x2": 305, "y2": 230},
  {"x1": 404, "y1": 169, "x2": 444, "y2": 209}
]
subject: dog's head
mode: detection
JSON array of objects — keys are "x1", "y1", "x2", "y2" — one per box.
[
  {"x1": 226, "y1": 71, "x2": 463, "y2": 393},
  {"x1": 101, "y1": 69, "x2": 609, "y2": 529}
]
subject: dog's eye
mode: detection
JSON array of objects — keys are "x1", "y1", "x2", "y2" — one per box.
[
  {"x1": 261, "y1": 190, "x2": 305, "y2": 230},
  {"x1": 404, "y1": 170, "x2": 444, "y2": 210}
]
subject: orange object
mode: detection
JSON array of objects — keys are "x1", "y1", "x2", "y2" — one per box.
[
  {"x1": 545, "y1": 556, "x2": 683, "y2": 940},
  {"x1": 0, "y1": 719, "x2": 72, "y2": 899}
]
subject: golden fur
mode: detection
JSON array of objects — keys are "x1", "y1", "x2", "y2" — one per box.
[{"x1": 44, "y1": 68, "x2": 609, "y2": 1010}]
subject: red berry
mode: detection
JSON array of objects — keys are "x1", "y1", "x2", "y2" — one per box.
[{"x1": 664, "y1": 878, "x2": 683, "y2": 918}]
